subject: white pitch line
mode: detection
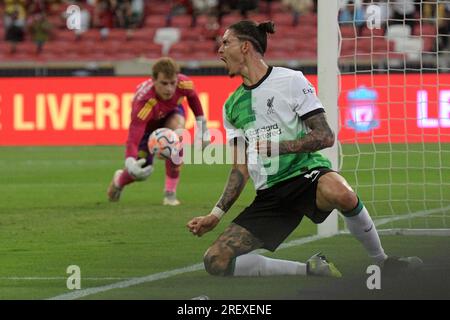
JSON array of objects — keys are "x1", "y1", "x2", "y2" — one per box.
[
  {"x1": 0, "y1": 277, "x2": 131, "y2": 281},
  {"x1": 40, "y1": 205, "x2": 450, "y2": 300},
  {"x1": 47, "y1": 263, "x2": 204, "y2": 300},
  {"x1": 374, "y1": 205, "x2": 450, "y2": 227},
  {"x1": 48, "y1": 234, "x2": 330, "y2": 300}
]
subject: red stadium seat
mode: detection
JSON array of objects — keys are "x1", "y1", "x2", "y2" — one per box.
[
  {"x1": 192, "y1": 41, "x2": 217, "y2": 54},
  {"x1": 107, "y1": 29, "x2": 128, "y2": 41},
  {"x1": 128, "y1": 27, "x2": 156, "y2": 41},
  {"x1": 78, "y1": 29, "x2": 101, "y2": 41},
  {"x1": 45, "y1": 41, "x2": 78, "y2": 55},
  {"x1": 54, "y1": 30, "x2": 78, "y2": 42},
  {"x1": 340, "y1": 25, "x2": 358, "y2": 39},
  {"x1": 145, "y1": 15, "x2": 167, "y2": 28},
  {"x1": 361, "y1": 26, "x2": 385, "y2": 37},
  {"x1": 372, "y1": 38, "x2": 394, "y2": 53},
  {"x1": 171, "y1": 15, "x2": 192, "y2": 28},
  {"x1": 269, "y1": 38, "x2": 298, "y2": 52},
  {"x1": 413, "y1": 23, "x2": 437, "y2": 36},
  {"x1": 143, "y1": 50, "x2": 162, "y2": 59},
  {"x1": 147, "y1": 2, "x2": 171, "y2": 15},
  {"x1": 124, "y1": 41, "x2": 163, "y2": 56},
  {"x1": 272, "y1": 12, "x2": 294, "y2": 27},
  {"x1": 247, "y1": 13, "x2": 270, "y2": 23},
  {"x1": 169, "y1": 41, "x2": 192, "y2": 56},
  {"x1": 111, "y1": 52, "x2": 137, "y2": 60},
  {"x1": 190, "y1": 50, "x2": 217, "y2": 60},
  {"x1": 221, "y1": 14, "x2": 243, "y2": 27},
  {"x1": 421, "y1": 36, "x2": 436, "y2": 52},
  {"x1": 180, "y1": 27, "x2": 204, "y2": 42},
  {"x1": 298, "y1": 14, "x2": 317, "y2": 27},
  {"x1": 194, "y1": 15, "x2": 209, "y2": 26},
  {"x1": 16, "y1": 41, "x2": 38, "y2": 54}
]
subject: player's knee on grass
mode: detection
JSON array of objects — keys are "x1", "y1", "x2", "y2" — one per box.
[{"x1": 203, "y1": 247, "x2": 234, "y2": 276}]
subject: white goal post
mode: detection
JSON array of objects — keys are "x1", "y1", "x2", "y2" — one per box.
[{"x1": 317, "y1": 0, "x2": 340, "y2": 236}]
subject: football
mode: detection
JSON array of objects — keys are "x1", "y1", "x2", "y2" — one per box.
[{"x1": 148, "y1": 128, "x2": 181, "y2": 160}]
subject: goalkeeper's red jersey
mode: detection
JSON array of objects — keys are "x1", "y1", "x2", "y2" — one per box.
[{"x1": 125, "y1": 74, "x2": 204, "y2": 158}]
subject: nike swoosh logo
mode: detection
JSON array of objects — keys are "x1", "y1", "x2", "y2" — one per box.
[{"x1": 364, "y1": 224, "x2": 373, "y2": 233}]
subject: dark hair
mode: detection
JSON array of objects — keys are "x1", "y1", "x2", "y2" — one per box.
[{"x1": 228, "y1": 20, "x2": 275, "y2": 55}]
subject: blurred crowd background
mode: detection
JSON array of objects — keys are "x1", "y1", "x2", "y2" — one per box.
[{"x1": 0, "y1": 0, "x2": 448, "y2": 75}]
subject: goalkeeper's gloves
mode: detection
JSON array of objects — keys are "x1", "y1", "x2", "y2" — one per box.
[
  {"x1": 125, "y1": 157, "x2": 153, "y2": 181},
  {"x1": 194, "y1": 116, "x2": 211, "y2": 150}
]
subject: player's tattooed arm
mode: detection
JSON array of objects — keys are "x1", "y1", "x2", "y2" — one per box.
[
  {"x1": 216, "y1": 138, "x2": 249, "y2": 213},
  {"x1": 279, "y1": 112, "x2": 335, "y2": 154}
]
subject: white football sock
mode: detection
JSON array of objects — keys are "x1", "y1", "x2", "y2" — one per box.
[
  {"x1": 233, "y1": 253, "x2": 307, "y2": 276},
  {"x1": 343, "y1": 206, "x2": 387, "y2": 264}
]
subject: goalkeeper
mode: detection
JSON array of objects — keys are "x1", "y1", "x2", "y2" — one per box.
[
  {"x1": 187, "y1": 20, "x2": 422, "y2": 277},
  {"x1": 107, "y1": 57, "x2": 210, "y2": 205}
]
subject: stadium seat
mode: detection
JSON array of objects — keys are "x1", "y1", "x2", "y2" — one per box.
[
  {"x1": 129, "y1": 27, "x2": 156, "y2": 41},
  {"x1": 100, "y1": 40, "x2": 124, "y2": 54},
  {"x1": 86, "y1": 52, "x2": 110, "y2": 61},
  {"x1": 16, "y1": 42, "x2": 38, "y2": 55},
  {"x1": 171, "y1": 15, "x2": 192, "y2": 28},
  {"x1": 269, "y1": 38, "x2": 298, "y2": 52},
  {"x1": 298, "y1": 14, "x2": 317, "y2": 26},
  {"x1": 169, "y1": 41, "x2": 192, "y2": 56},
  {"x1": 145, "y1": 15, "x2": 168, "y2": 28},
  {"x1": 361, "y1": 26, "x2": 385, "y2": 37},
  {"x1": 0, "y1": 42, "x2": 11, "y2": 53},
  {"x1": 340, "y1": 25, "x2": 358, "y2": 39},
  {"x1": 298, "y1": 23, "x2": 317, "y2": 35},
  {"x1": 194, "y1": 15, "x2": 209, "y2": 27},
  {"x1": 45, "y1": 41, "x2": 77, "y2": 55},
  {"x1": 125, "y1": 41, "x2": 163, "y2": 56},
  {"x1": 413, "y1": 23, "x2": 437, "y2": 36},
  {"x1": 54, "y1": 30, "x2": 78, "y2": 42},
  {"x1": 143, "y1": 50, "x2": 163, "y2": 59},
  {"x1": 78, "y1": 29, "x2": 101, "y2": 41},
  {"x1": 147, "y1": 2, "x2": 171, "y2": 15},
  {"x1": 107, "y1": 29, "x2": 128, "y2": 41},
  {"x1": 247, "y1": 13, "x2": 270, "y2": 23},
  {"x1": 180, "y1": 27, "x2": 204, "y2": 42},
  {"x1": 112, "y1": 52, "x2": 137, "y2": 60},
  {"x1": 421, "y1": 36, "x2": 436, "y2": 52},
  {"x1": 272, "y1": 12, "x2": 294, "y2": 27},
  {"x1": 296, "y1": 39, "x2": 317, "y2": 52},
  {"x1": 221, "y1": 14, "x2": 243, "y2": 27},
  {"x1": 355, "y1": 38, "x2": 374, "y2": 54}
]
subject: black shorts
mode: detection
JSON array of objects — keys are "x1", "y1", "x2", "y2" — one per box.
[{"x1": 233, "y1": 167, "x2": 335, "y2": 251}]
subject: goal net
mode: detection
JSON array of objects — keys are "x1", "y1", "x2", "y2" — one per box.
[{"x1": 336, "y1": 0, "x2": 450, "y2": 235}]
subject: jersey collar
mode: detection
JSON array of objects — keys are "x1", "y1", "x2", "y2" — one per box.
[{"x1": 243, "y1": 66, "x2": 273, "y2": 90}]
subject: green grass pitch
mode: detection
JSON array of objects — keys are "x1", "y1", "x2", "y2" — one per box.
[{"x1": 0, "y1": 144, "x2": 449, "y2": 299}]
